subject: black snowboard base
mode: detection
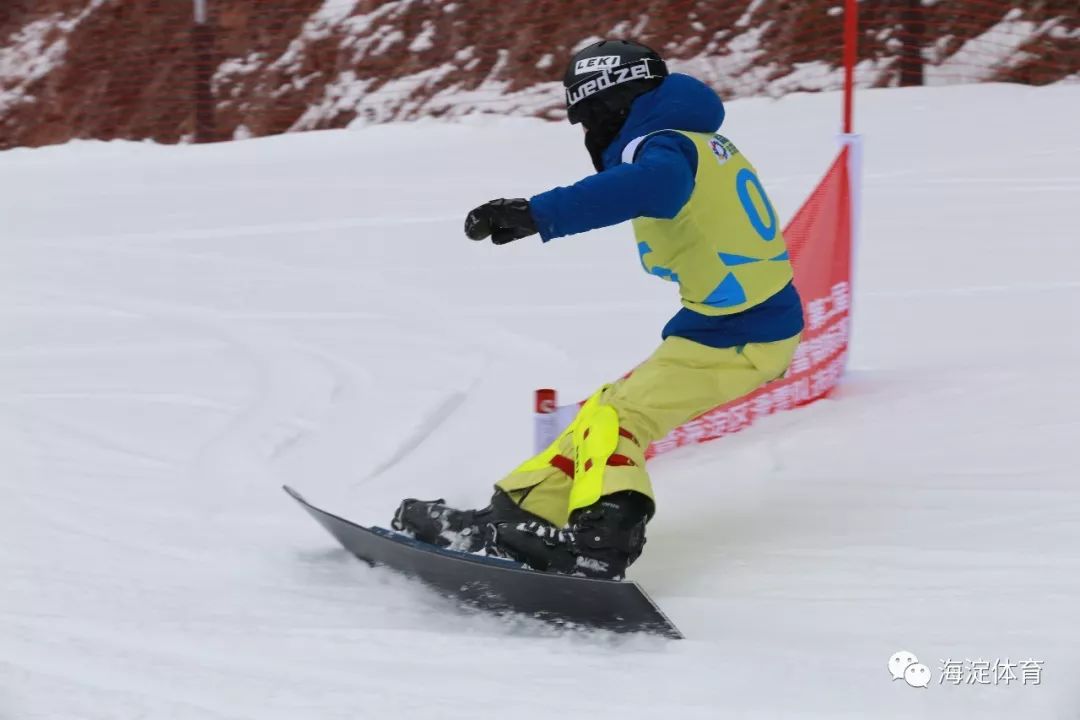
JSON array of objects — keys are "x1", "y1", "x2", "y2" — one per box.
[{"x1": 283, "y1": 485, "x2": 682, "y2": 639}]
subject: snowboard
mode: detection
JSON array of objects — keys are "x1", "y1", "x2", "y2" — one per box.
[{"x1": 283, "y1": 485, "x2": 682, "y2": 638}]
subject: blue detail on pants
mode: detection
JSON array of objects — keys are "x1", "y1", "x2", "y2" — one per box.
[{"x1": 770, "y1": 250, "x2": 789, "y2": 261}]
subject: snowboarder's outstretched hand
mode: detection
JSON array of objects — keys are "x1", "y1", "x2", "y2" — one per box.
[{"x1": 465, "y1": 198, "x2": 538, "y2": 245}]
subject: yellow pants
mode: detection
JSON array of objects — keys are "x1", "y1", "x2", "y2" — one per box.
[{"x1": 496, "y1": 334, "x2": 801, "y2": 526}]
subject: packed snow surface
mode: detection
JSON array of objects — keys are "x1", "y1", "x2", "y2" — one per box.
[{"x1": 3, "y1": 83, "x2": 1079, "y2": 719}]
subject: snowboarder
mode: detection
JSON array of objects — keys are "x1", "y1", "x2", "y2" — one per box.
[{"x1": 393, "y1": 40, "x2": 804, "y2": 580}]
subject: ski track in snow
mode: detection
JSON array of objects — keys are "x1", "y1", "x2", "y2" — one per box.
[{"x1": 2, "y1": 83, "x2": 1080, "y2": 719}]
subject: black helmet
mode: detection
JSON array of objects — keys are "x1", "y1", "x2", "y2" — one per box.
[{"x1": 563, "y1": 39, "x2": 668, "y2": 127}]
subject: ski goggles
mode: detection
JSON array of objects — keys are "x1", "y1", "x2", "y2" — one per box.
[{"x1": 564, "y1": 58, "x2": 669, "y2": 124}]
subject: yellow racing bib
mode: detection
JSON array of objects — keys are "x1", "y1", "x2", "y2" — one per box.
[{"x1": 626, "y1": 131, "x2": 794, "y2": 316}]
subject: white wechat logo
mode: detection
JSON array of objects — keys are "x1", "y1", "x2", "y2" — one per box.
[
  {"x1": 888, "y1": 650, "x2": 931, "y2": 688},
  {"x1": 905, "y1": 663, "x2": 932, "y2": 688}
]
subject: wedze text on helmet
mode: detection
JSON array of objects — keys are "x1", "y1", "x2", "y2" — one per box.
[{"x1": 565, "y1": 59, "x2": 657, "y2": 108}]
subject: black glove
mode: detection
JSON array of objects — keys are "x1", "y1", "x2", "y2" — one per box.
[{"x1": 464, "y1": 198, "x2": 538, "y2": 245}]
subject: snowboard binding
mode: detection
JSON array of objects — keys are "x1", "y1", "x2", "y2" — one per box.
[
  {"x1": 392, "y1": 490, "x2": 652, "y2": 580},
  {"x1": 391, "y1": 490, "x2": 535, "y2": 553}
]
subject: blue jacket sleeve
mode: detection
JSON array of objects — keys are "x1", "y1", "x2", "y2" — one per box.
[{"x1": 528, "y1": 133, "x2": 698, "y2": 242}]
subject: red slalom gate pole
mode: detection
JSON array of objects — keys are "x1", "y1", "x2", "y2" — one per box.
[
  {"x1": 534, "y1": 389, "x2": 558, "y2": 454},
  {"x1": 192, "y1": 0, "x2": 216, "y2": 143},
  {"x1": 843, "y1": 0, "x2": 858, "y2": 133},
  {"x1": 839, "y1": 0, "x2": 862, "y2": 373}
]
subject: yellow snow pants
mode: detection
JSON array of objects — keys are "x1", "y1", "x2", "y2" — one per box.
[{"x1": 495, "y1": 333, "x2": 801, "y2": 527}]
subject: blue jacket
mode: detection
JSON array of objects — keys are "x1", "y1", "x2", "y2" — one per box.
[
  {"x1": 530, "y1": 74, "x2": 717, "y2": 238},
  {"x1": 528, "y1": 73, "x2": 803, "y2": 348}
]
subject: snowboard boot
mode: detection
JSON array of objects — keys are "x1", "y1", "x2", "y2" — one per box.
[
  {"x1": 391, "y1": 490, "x2": 539, "y2": 553},
  {"x1": 487, "y1": 491, "x2": 654, "y2": 580}
]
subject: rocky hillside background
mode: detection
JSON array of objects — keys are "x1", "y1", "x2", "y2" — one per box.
[{"x1": 1, "y1": 0, "x2": 1077, "y2": 148}]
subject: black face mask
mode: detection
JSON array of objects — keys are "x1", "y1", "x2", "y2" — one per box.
[
  {"x1": 570, "y1": 77, "x2": 661, "y2": 172},
  {"x1": 582, "y1": 107, "x2": 630, "y2": 172}
]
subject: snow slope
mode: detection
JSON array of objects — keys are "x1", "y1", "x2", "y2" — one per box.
[{"x1": 2, "y1": 83, "x2": 1079, "y2": 719}]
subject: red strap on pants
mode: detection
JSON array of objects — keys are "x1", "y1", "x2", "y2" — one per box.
[
  {"x1": 546, "y1": 425, "x2": 639, "y2": 479},
  {"x1": 550, "y1": 452, "x2": 635, "y2": 479}
]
